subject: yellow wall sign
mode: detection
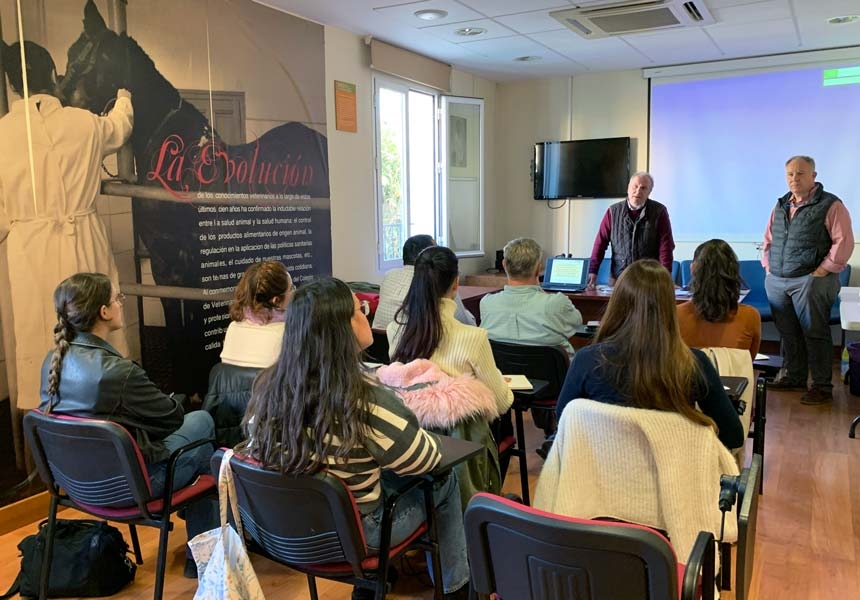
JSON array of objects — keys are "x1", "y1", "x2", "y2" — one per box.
[{"x1": 335, "y1": 80, "x2": 357, "y2": 132}]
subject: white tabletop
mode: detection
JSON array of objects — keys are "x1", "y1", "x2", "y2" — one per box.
[{"x1": 839, "y1": 287, "x2": 860, "y2": 330}]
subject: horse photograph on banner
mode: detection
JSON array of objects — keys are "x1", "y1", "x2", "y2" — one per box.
[{"x1": 55, "y1": 0, "x2": 332, "y2": 393}]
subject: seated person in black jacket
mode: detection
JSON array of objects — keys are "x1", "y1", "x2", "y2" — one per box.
[
  {"x1": 39, "y1": 272, "x2": 216, "y2": 578},
  {"x1": 203, "y1": 260, "x2": 292, "y2": 446}
]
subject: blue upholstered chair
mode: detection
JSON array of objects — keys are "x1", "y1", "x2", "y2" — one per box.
[{"x1": 738, "y1": 260, "x2": 772, "y2": 322}]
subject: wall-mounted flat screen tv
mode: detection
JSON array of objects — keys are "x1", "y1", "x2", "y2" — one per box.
[{"x1": 533, "y1": 137, "x2": 630, "y2": 200}]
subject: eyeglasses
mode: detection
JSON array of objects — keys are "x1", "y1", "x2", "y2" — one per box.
[{"x1": 114, "y1": 292, "x2": 127, "y2": 305}]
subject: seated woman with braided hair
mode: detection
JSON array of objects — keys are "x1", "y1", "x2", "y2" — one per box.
[{"x1": 38, "y1": 272, "x2": 216, "y2": 579}]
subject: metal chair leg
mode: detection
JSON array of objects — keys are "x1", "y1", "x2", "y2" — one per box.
[
  {"x1": 850, "y1": 415, "x2": 860, "y2": 438},
  {"x1": 39, "y1": 496, "x2": 60, "y2": 600},
  {"x1": 153, "y1": 516, "x2": 173, "y2": 600},
  {"x1": 128, "y1": 524, "x2": 143, "y2": 565},
  {"x1": 514, "y1": 406, "x2": 530, "y2": 505}
]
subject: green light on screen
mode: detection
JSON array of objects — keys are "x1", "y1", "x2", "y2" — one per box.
[{"x1": 823, "y1": 66, "x2": 860, "y2": 87}]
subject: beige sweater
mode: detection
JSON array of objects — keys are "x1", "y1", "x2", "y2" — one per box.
[
  {"x1": 387, "y1": 298, "x2": 513, "y2": 414},
  {"x1": 534, "y1": 398, "x2": 739, "y2": 564}
]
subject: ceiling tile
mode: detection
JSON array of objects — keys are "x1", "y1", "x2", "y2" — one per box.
[
  {"x1": 455, "y1": 0, "x2": 573, "y2": 18},
  {"x1": 531, "y1": 30, "x2": 649, "y2": 70},
  {"x1": 712, "y1": 0, "x2": 792, "y2": 24},
  {"x1": 494, "y1": 9, "x2": 570, "y2": 34},
  {"x1": 623, "y1": 28, "x2": 722, "y2": 65},
  {"x1": 372, "y1": 0, "x2": 483, "y2": 26},
  {"x1": 705, "y1": 18, "x2": 800, "y2": 56},
  {"x1": 420, "y1": 18, "x2": 517, "y2": 42}
]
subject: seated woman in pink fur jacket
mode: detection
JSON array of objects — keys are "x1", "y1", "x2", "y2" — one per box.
[{"x1": 377, "y1": 359, "x2": 501, "y2": 509}]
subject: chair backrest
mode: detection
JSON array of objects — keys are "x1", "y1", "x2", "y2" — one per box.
[
  {"x1": 23, "y1": 410, "x2": 152, "y2": 511},
  {"x1": 488, "y1": 340, "x2": 569, "y2": 401},
  {"x1": 735, "y1": 453, "x2": 762, "y2": 600},
  {"x1": 219, "y1": 449, "x2": 368, "y2": 574},
  {"x1": 738, "y1": 260, "x2": 766, "y2": 297},
  {"x1": 681, "y1": 259, "x2": 694, "y2": 287},
  {"x1": 465, "y1": 493, "x2": 683, "y2": 599},
  {"x1": 671, "y1": 260, "x2": 681, "y2": 285},
  {"x1": 534, "y1": 399, "x2": 738, "y2": 562},
  {"x1": 365, "y1": 328, "x2": 391, "y2": 365},
  {"x1": 596, "y1": 257, "x2": 612, "y2": 285}
]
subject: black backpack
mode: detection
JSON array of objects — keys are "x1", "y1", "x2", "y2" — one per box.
[{"x1": 2, "y1": 518, "x2": 137, "y2": 599}]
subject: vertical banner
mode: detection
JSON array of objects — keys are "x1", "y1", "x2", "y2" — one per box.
[{"x1": 0, "y1": 0, "x2": 331, "y2": 396}]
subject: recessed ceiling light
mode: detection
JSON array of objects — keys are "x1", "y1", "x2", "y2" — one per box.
[
  {"x1": 455, "y1": 27, "x2": 487, "y2": 37},
  {"x1": 414, "y1": 9, "x2": 448, "y2": 21},
  {"x1": 513, "y1": 55, "x2": 542, "y2": 62},
  {"x1": 828, "y1": 15, "x2": 860, "y2": 24}
]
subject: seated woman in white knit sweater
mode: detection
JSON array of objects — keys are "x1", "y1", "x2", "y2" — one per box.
[
  {"x1": 387, "y1": 246, "x2": 513, "y2": 416},
  {"x1": 203, "y1": 261, "x2": 292, "y2": 446}
]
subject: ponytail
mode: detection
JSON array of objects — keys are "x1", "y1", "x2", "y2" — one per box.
[{"x1": 46, "y1": 273, "x2": 112, "y2": 405}]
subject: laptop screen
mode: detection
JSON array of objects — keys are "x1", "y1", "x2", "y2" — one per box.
[{"x1": 544, "y1": 257, "x2": 588, "y2": 287}]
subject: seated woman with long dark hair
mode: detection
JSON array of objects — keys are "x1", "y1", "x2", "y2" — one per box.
[
  {"x1": 241, "y1": 277, "x2": 469, "y2": 599},
  {"x1": 39, "y1": 272, "x2": 216, "y2": 578},
  {"x1": 203, "y1": 260, "x2": 292, "y2": 446},
  {"x1": 677, "y1": 239, "x2": 762, "y2": 360},
  {"x1": 387, "y1": 246, "x2": 512, "y2": 414},
  {"x1": 556, "y1": 259, "x2": 744, "y2": 449}
]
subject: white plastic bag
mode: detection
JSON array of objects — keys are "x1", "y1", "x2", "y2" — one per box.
[{"x1": 189, "y1": 449, "x2": 265, "y2": 600}]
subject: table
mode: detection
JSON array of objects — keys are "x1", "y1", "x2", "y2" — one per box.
[{"x1": 433, "y1": 434, "x2": 484, "y2": 474}]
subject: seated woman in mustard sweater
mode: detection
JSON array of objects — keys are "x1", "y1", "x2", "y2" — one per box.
[{"x1": 677, "y1": 239, "x2": 761, "y2": 360}]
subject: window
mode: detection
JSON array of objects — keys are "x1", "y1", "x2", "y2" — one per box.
[{"x1": 373, "y1": 77, "x2": 483, "y2": 270}]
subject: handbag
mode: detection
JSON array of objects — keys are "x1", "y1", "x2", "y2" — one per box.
[
  {"x1": 2, "y1": 519, "x2": 136, "y2": 599},
  {"x1": 189, "y1": 449, "x2": 265, "y2": 600}
]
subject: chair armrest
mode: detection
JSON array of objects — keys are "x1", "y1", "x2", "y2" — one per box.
[
  {"x1": 161, "y1": 437, "x2": 217, "y2": 510},
  {"x1": 682, "y1": 531, "x2": 716, "y2": 600}
]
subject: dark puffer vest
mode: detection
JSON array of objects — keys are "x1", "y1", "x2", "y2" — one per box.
[
  {"x1": 609, "y1": 199, "x2": 668, "y2": 278},
  {"x1": 769, "y1": 185, "x2": 838, "y2": 278}
]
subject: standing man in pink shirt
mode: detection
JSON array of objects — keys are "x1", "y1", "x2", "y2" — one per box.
[{"x1": 763, "y1": 155, "x2": 854, "y2": 405}]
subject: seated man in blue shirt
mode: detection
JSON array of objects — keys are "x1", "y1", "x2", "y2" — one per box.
[{"x1": 480, "y1": 237, "x2": 583, "y2": 359}]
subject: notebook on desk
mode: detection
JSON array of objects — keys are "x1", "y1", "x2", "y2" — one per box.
[{"x1": 541, "y1": 257, "x2": 588, "y2": 292}]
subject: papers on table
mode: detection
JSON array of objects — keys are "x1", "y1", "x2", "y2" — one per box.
[
  {"x1": 503, "y1": 374, "x2": 533, "y2": 390},
  {"x1": 755, "y1": 353, "x2": 769, "y2": 361}
]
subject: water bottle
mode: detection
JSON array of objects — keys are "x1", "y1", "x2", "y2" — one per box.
[{"x1": 841, "y1": 345, "x2": 850, "y2": 383}]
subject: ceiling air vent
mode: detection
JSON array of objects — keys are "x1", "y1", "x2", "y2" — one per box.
[{"x1": 550, "y1": 0, "x2": 715, "y2": 39}]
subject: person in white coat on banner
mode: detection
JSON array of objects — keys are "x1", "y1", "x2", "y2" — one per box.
[{"x1": 0, "y1": 40, "x2": 133, "y2": 410}]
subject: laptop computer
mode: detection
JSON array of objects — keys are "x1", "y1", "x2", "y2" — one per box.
[{"x1": 541, "y1": 257, "x2": 588, "y2": 292}]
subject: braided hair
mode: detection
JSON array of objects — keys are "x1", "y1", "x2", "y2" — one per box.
[{"x1": 47, "y1": 273, "x2": 113, "y2": 403}]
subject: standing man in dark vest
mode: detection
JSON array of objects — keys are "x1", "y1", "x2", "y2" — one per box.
[
  {"x1": 586, "y1": 172, "x2": 675, "y2": 289},
  {"x1": 763, "y1": 155, "x2": 853, "y2": 405}
]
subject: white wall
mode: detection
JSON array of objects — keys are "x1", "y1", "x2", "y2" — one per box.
[
  {"x1": 494, "y1": 70, "x2": 648, "y2": 259},
  {"x1": 324, "y1": 27, "x2": 499, "y2": 281}
]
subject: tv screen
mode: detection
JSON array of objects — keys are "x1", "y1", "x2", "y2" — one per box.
[{"x1": 533, "y1": 137, "x2": 630, "y2": 200}]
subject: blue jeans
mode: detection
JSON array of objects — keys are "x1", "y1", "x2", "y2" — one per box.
[
  {"x1": 766, "y1": 272, "x2": 840, "y2": 390},
  {"x1": 147, "y1": 411, "x2": 218, "y2": 555},
  {"x1": 361, "y1": 470, "x2": 469, "y2": 594}
]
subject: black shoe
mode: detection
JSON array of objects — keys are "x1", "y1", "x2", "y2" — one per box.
[
  {"x1": 503, "y1": 492, "x2": 524, "y2": 504},
  {"x1": 184, "y1": 558, "x2": 198, "y2": 579},
  {"x1": 768, "y1": 377, "x2": 806, "y2": 391},
  {"x1": 536, "y1": 438, "x2": 553, "y2": 460},
  {"x1": 800, "y1": 387, "x2": 833, "y2": 405},
  {"x1": 351, "y1": 587, "x2": 375, "y2": 600}
]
